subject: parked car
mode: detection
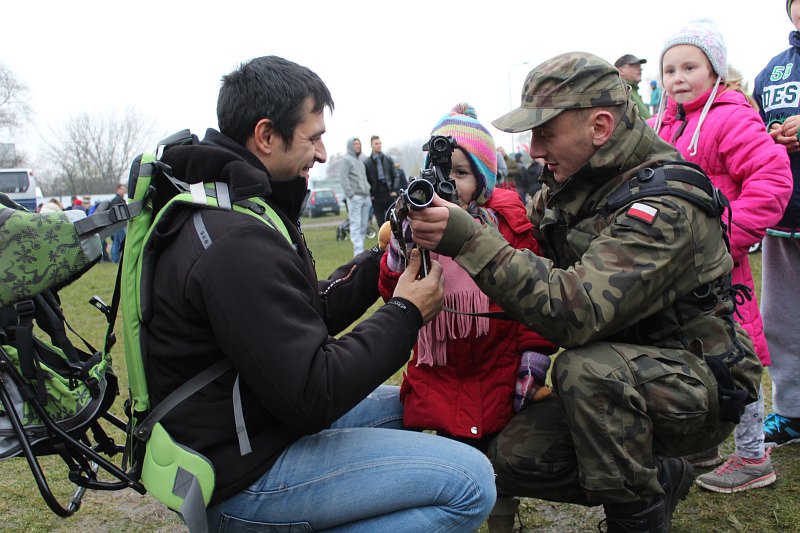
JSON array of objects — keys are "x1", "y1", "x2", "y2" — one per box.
[
  {"x1": 308, "y1": 177, "x2": 345, "y2": 206},
  {"x1": 304, "y1": 188, "x2": 340, "y2": 217}
]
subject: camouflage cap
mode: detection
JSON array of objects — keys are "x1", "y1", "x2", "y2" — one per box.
[{"x1": 492, "y1": 52, "x2": 630, "y2": 133}]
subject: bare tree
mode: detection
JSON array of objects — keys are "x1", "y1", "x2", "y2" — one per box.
[
  {"x1": 41, "y1": 109, "x2": 152, "y2": 195},
  {"x1": 0, "y1": 63, "x2": 32, "y2": 133}
]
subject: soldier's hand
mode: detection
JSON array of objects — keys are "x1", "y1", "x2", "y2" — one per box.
[
  {"x1": 392, "y1": 249, "x2": 444, "y2": 324},
  {"x1": 407, "y1": 194, "x2": 457, "y2": 251}
]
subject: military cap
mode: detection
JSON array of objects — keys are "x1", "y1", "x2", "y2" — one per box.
[
  {"x1": 614, "y1": 53, "x2": 647, "y2": 67},
  {"x1": 493, "y1": 52, "x2": 629, "y2": 133}
]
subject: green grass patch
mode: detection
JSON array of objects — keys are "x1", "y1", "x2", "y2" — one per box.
[{"x1": 1, "y1": 235, "x2": 792, "y2": 532}]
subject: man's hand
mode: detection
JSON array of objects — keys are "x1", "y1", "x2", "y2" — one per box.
[
  {"x1": 392, "y1": 249, "x2": 444, "y2": 323},
  {"x1": 407, "y1": 194, "x2": 458, "y2": 251}
]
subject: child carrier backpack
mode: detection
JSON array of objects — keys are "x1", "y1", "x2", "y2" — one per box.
[
  {"x1": 0, "y1": 193, "x2": 144, "y2": 517},
  {"x1": 1, "y1": 130, "x2": 293, "y2": 532},
  {"x1": 118, "y1": 130, "x2": 293, "y2": 532}
]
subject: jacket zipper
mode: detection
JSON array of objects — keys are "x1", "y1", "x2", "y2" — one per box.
[{"x1": 669, "y1": 103, "x2": 688, "y2": 145}]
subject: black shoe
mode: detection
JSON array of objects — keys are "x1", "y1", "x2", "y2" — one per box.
[{"x1": 600, "y1": 457, "x2": 693, "y2": 532}]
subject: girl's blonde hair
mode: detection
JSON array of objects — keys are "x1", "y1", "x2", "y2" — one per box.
[{"x1": 724, "y1": 65, "x2": 759, "y2": 110}]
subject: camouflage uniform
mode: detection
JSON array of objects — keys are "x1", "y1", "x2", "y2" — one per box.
[{"x1": 434, "y1": 53, "x2": 762, "y2": 506}]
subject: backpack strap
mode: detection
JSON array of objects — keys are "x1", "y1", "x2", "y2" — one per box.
[
  {"x1": 605, "y1": 161, "x2": 727, "y2": 218},
  {"x1": 133, "y1": 359, "x2": 232, "y2": 443},
  {"x1": 73, "y1": 200, "x2": 144, "y2": 241},
  {"x1": 139, "y1": 180, "x2": 293, "y2": 460}
]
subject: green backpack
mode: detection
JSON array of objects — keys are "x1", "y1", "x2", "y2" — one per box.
[{"x1": 119, "y1": 130, "x2": 292, "y2": 533}]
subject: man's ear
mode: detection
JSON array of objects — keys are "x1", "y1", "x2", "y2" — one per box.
[
  {"x1": 590, "y1": 110, "x2": 616, "y2": 147},
  {"x1": 248, "y1": 118, "x2": 277, "y2": 157}
]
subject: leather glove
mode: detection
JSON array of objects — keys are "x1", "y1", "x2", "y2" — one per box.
[{"x1": 513, "y1": 350, "x2": 552, "y2": 412}]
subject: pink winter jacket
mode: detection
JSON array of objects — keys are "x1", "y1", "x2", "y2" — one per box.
[{"x1": 648, "y1": 88, "x2": 792, "y2": 365}]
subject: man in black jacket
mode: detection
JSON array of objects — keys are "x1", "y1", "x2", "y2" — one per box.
[
  {"x1": 146, "y1": 55, "x2": 496, "y2": 532},
  {"x1": 363, "y1": 135, "x2": 397, "y2": 224}
]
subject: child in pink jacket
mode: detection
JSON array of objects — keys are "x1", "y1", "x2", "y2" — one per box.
[{"x1": 649, "y1": 19, "x2": 793, "y2": 493}]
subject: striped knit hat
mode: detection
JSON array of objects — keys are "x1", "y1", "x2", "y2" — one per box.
[{"x1": 429, "y1": 103, "x2": 497, "y2": 205}]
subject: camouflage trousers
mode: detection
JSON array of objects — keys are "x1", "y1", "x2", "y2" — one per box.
[{"x1": 488, "y1": 341, "x2": 760, "y2": 505}]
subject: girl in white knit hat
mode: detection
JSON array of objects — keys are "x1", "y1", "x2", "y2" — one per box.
[{"x1": 648, "y1": 18, "x2": 794, "y2": 494}]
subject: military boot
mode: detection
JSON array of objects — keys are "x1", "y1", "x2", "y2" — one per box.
[
  {"x1": 487, "y1": 496, "x2": 520, "y2": 533},
  {"x1": 600, "y1": 457, "x2": 693, "y2": 532}
]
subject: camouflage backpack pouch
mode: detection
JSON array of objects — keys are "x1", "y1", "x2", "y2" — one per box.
[{"x1": 0, "y1": 195, "x2": 102, "y2": 308}]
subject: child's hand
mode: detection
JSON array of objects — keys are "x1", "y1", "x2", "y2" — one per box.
[
  {"x1": 513, "y1": 351, "x2": 553, "y2": 412},
  {"x1": 771, "y1": 122, "x2": 800, "y2": 152},
  {"x1": 781, "y1": 115, "x2": 800, "y2": 138},
  {"x1": 392, "y1": 249, "x2": 444, "y2": 323},
  {"x1": 378, "y1": 221, "x2": 392, "y2": 251}
]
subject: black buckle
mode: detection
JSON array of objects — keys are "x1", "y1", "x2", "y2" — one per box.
[
  {"x1": 638, "y1": 167, "x2": 655, "y2": 182},
  {"x1": 109, "y1": 203, "x2": 131, "y2": 223},
  {"x1": 13, "y1": 300, "x2": 35, "y2": 317},
  {"x1": 89, "y1": 295, "x2": 111, "y2": 318}
]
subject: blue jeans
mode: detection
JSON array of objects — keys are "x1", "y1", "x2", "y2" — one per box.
[
  {"x1": 206, "y1": 385, "x2": 496, "y2": 532},
  {"x1": 346, "y1": 194, "x2": 371, "y2": 256},
  {"x1": 111, "y1": 227, "x2": 126, "y2": 263}
]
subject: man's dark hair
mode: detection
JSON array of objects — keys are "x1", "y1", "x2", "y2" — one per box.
[
  {"x1": 217, "y1": 56, "x2": 334, "y2": 148},
  {"x1": 370, "y1": 135, "x2": 380, "y2": 143}
]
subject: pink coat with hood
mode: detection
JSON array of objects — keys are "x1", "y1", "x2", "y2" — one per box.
[{"x1": 648, "y1": 88, "x2": 792, "y2": 365}]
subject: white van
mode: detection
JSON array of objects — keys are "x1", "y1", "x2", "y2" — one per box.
[{"x1": 0, "y1": 168, "x2": 43, "y2": 211}]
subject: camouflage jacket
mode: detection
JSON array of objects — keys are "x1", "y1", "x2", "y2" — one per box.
[{"x1": 442, "y1": 103, "x2": 739, "y2": 355}]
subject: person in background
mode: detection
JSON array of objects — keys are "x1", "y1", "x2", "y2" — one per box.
[
  {"x1": 752, "y1": 0, "x2": 800, "y2": 452},
  {"x1": 392, "y1": 161, "x2": 408, "y2": 194},
  {"x1": 496, "y1": 146, "x2": 508, "y2": 184},
  {"x1": 363, "y1": 135, "x2": 397, "y2": 225},
  {"x1": 379, "y1": 103, "x2": 557, "y2": 533},
  {"x1": 39, "y1": 197, "x2": 63, "y2": 214},
  {"x1": 615, "y1": 53, "x2": 652, "y2": 118},
  {"x1": 514, "y1": 152, "x2": 530, "y2": 203},
  {"x1": 108, "y1": 184, "x2": 127, "y2": 263},
  {"x1": 650, "y1": 79, "x2": 663, "y2": 116},
  {"x1": 650, "y1": 19, "x2": 792, "y2": 493},
  {"x1": 338, "y1": 137, "x2": 371, "y2": 256},
  {"x1": 527, "y1": 157, "x2": 546, "y2": 200},
  {"x1": 497, "y1": 146, "x2": 518, "y2": 189},
  {"x1": 66, "y1": 196, "x2": 85, "y2": 213}
]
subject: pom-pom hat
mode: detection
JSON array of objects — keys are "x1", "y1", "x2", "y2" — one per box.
[{"x1": 429, "y1": 103, "x2": 497, "y2": 205}]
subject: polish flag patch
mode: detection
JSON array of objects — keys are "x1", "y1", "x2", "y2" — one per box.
[{"x1": 626, "y1": 202, "x2": 658, "y2": 224}]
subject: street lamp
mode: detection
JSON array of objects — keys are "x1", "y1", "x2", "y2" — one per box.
[
  {"x1": 508, "y1": 62, "x2": 530, "y2": 155},
  {"x1": 356, "y1": 118, "x2": 371, "y2": 142}
]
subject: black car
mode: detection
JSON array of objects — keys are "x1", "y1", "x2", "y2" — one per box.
[{"x1": 304, "y1": 188, "x2": 341, "y2": 217}]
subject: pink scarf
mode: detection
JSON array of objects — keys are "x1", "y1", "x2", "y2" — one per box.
[{"x1": 416, "y1": 253, "x2": 490, "y2": 366}]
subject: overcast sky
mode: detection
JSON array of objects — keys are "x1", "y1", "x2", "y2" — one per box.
[{"x1": 2, "y1": 0, "x2": 793, "y2": 179}]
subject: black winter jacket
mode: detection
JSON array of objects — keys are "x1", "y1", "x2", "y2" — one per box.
[
  {"x1": 146, "y1": 129, "x2": 422, "y2": 504},
  {"x1": 364, "y1": 153, "x2": 397, "y2": 200}
]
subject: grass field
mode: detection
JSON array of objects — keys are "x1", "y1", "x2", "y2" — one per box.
[{"x1": 2, "y1": 218, "x2": 799, "y2": 533}]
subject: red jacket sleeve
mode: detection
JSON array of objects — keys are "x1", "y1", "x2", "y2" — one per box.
[{"x1": 378, "y1": 252, "x2": 401, "y2": 303}]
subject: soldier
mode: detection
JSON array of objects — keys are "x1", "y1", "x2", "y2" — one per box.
[{"x1": 407, "y1": 52, "x2": 762, "y2": 532}]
